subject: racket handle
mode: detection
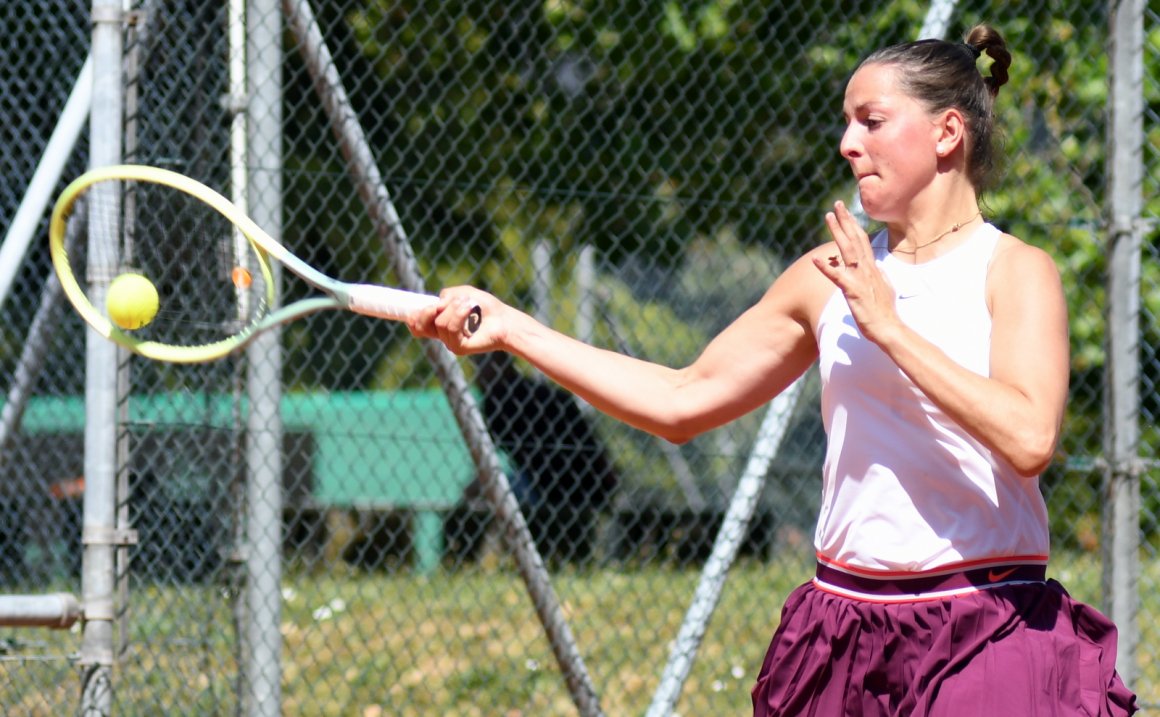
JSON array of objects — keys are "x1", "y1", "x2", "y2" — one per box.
[{"x1": 346, "y1": 284, "x2": 481, "y2": 334}]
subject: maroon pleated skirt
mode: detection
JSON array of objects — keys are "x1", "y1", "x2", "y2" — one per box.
[{"x1": 751, "y1": 577, "x2": 1137, "y2": 716}]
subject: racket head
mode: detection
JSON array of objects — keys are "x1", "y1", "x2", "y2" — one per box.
[{"x1": 49, "y1": 165, "x2": 319, "y2": 362}]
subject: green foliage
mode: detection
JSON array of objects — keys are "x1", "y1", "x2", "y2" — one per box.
[
  {"x1": 294, "y1": 1, "x2": 942, "y2": 392},
  {"x1": 285, "y1": 1, "x2": 1158, "y2": 526}
]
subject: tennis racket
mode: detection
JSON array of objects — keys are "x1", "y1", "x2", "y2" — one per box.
[{"x1": 49, "y1": 164, "x2": 480, "y2": 363}]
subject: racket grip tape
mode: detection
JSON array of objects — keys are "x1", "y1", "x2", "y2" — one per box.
[{"x1": 347, "y1": 284, "x2": 481, "y2": 335}]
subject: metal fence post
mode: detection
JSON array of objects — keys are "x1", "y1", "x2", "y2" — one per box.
[
  {"x1": 282, "y1": 2, "x2": 605, "y2": 712},
  {"x1": 242, "y1": 0, "x2": 285, "y2": 714},
  {"x1": 1103, "y1": 0, "x2": 1145, "y2": 689},
  {"x1": 80, "y1": 1, "x2": 126, "y2": 715}
]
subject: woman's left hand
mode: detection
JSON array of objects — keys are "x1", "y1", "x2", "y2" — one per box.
[{"x1": 812, "y1": 200, "x2": 900, "y2": 345}]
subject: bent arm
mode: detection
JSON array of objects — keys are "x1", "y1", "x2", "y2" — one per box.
[{"x1": 872, "y1": 240, "x2": 1069, "y2": 476}]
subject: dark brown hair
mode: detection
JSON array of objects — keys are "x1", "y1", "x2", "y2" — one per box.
[{"x1": 857, "y1": 24, "x2": 1012, "y2": 192}]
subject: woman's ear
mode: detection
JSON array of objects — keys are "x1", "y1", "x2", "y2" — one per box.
[{"x1": 935, "y1": 108, "x2": 968, "y2": 157}]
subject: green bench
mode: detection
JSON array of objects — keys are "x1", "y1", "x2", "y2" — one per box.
[{"x1": 14, "y1": 390, "x2": 476, "y2": 573}]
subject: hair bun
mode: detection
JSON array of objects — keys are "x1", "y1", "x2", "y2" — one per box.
[{"x1": 965, "y1": 24, "x2": 1011, "y2": 96}]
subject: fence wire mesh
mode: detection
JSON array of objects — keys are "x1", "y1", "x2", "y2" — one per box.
[{"x1": 0, "y1": 1, "x2": 1157, "y2": 715}]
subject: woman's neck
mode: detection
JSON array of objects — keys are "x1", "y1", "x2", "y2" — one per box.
[{"x1": 886, "y1": 186, "x2": 982, "y2": 260}]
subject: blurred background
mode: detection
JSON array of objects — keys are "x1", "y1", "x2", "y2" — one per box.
[{"x1": 0, "y1": 1, "x2": 1157, "y2": 715}]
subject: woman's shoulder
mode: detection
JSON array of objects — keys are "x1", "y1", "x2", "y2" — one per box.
[
  {"x1": 987, "y1": 230, "x2": 1064, "y2": 299},
  {"x1": 748, "y1": 241, "x2": 841, "y2": 321},
  {"x1": 990, "y1": 231, "x2": 1060, "y2": 275},
  {"x1": 789, "y1": 241, "x2": 845, "y2": 288},
  {"x1": 768, "y1": 241, "x2": 844, "y2": 323}
]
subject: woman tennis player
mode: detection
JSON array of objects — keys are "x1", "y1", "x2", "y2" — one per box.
[{"x1": 410, "y1": 24, "x2": 1137, "y2": 716}]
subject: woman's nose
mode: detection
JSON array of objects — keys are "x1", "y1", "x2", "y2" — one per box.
[{"x1": 839, "y1": 126, "x2": 861, "y2": 160}]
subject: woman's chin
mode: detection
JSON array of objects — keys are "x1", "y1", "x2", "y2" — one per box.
[{"x1": 854, "y1": 197, "x2": 896, "y2": 224}]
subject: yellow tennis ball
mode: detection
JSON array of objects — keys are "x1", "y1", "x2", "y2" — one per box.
[{"x1": 106, "y1": 273, "x2": 159, "y2": 330}]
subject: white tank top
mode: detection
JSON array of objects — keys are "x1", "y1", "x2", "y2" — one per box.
[{"x1": 813, "y1": 223, "x2": 1049, "y2": 574}]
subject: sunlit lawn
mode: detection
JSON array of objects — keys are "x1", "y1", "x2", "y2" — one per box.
[
  {"x1": 273, "y1": 559, "x2": 806, "y2": 716},
  {"x1": 2, "y1": 551, "x2": 1157, "y2": 715}
]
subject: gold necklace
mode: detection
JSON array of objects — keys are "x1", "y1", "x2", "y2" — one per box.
[{"x1": 892, "y1": 210, "x2": 983, "y2": 255}]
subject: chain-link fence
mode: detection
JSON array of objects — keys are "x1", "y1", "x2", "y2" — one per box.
[{"x1": 0, "y1": 1, "x2": 1156, "y2": 715}]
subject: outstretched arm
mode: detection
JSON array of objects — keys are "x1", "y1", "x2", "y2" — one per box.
[{"x1": 408, "y1": 256, "x2": 829, "y2": 443}]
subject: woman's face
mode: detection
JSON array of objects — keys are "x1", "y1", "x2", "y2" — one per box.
[{"x1": 839, "y1": 63, "x2": 942, "y2": 222}]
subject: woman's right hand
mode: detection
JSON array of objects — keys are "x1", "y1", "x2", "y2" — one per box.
[{"x1": 407, "y1": 285, "x2": 510, "y2": 355}]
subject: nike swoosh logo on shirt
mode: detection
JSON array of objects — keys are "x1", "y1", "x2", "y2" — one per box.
[{"x1": 987, "y1": 567, "x2": 1018, "y2": 582}]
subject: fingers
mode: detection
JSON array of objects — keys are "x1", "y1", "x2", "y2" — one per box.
[
  {"x1": 406, "y1": 286, "x2": 499, "y2": 355},
  {"x1": 813, "y1": 252, "x2": 861, "y2": 287},
  {"x1": 814, "y1": 200, "x2": 873, "y2": 286},
  {"x1": 444, "y1": 296, "x2": 482, "y2": 338},
  {"x1": 824, "y1": 254, "x2": 859, "y2": 270},
  {"x1": 405, "y1": 289, "x2": 467, "y2": 336},
  {"x1": 825, "y1": 200, "x2": 870, "y2": 266},
  {"x1": 405, "y1": 300, "x2": 438, "y2": 338}
]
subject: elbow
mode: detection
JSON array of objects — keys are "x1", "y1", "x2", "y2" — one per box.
[
  {"x1": 652, "y1": 409, "x2": 706, "y2": 445},
  {"x1": 647, "y1": 384, "x2": 733, "y2": 444},
  {"x1": 1006, "y1": 428, "x2": 1059, "y2": 478},
  {"x1": 1010, "y1": 454, "x2": 1052, "y2": 479},
  {"x1": 663, "y1": 432, "x2": 695, "y2": 446},
  {"x1": 654, "y1": 421, "x2": 697, "y2": 445}
]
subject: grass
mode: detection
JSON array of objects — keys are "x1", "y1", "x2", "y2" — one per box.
[
  {"x1": 1, "y1": 551, "x2": 1157, "y2": 715},
  {"x1": 270, "y1": 559, "x2": 807, "y2": 716}
]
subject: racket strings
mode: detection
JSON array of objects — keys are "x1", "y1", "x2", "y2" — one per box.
[{"x1": 80, "y1": 177, "x2": 271, "y2": 346}]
